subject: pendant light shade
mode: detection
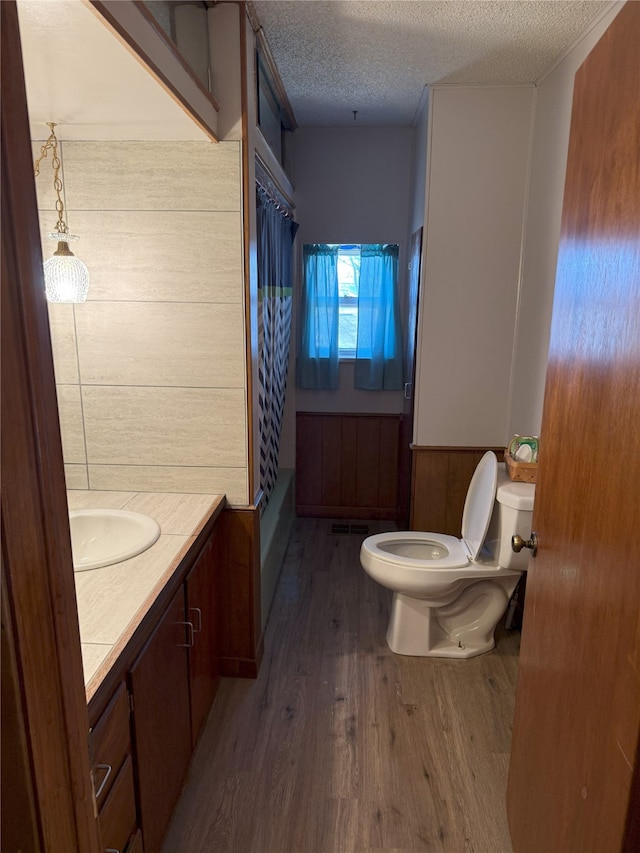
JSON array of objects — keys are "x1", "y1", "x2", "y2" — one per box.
[{"x1": 44, "y1": 241, "x2": 90, "y2": 303}]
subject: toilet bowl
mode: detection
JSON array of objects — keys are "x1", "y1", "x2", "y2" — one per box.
[{"x1": 360, "y1": 451, "x2": 535, "y2": 658}]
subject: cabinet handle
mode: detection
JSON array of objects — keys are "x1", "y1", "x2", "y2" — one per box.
[
  {"x1": 105, "y1": 848, "x2": 120, "y2": 853},
  {"x1": 189, "y1": 607, "x2": 202, "y2": 633},
  {"x1": 93, "y1": 763, "x2": 112, "y2": 799},
  {"x1": 176, "y1": 621, "x2": 195, "y2": 647}
]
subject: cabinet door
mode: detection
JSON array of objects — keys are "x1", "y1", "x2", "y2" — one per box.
[
  {"x1": 186, "y1": 527, "x2": 221, "y2": 748},
  {"x1": 91, "y1": 682, "x2": 131, "y2": 811},
  {"x1": 129, "y1": 587, "x2": 191, "y2": 853},
  {"x1": 98, "y1": 755, "x2": 136, "y2": 853}
]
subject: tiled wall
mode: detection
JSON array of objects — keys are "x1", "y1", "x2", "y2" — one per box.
[{"x1": 35, "y1": 140, "x2": 248, "y2": 505}]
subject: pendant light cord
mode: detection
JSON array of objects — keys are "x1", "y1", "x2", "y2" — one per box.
[{"x1": 33, "y1": 122, "x2": 68, "y2": 236}]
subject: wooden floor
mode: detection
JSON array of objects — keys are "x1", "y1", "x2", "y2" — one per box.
[{"x1": 162, "y1": 518, "x2": 520, "y2": 853}]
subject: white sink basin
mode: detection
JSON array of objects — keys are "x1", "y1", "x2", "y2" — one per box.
[{"x1": 69, "y1": 509, "x2": 161, "y2": 571}]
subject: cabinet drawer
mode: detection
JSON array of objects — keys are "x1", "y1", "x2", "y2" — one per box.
[
  {"x1": 99, "y1": 754, "x2": 137, "y2": 853},
  {"x1": 91, "y1": 682, "x2": 131, "y2": 808}
]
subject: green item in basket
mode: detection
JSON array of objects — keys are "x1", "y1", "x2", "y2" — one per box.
[{"x1": 508, "y1": 435, "x2": 539, "y2": 463}]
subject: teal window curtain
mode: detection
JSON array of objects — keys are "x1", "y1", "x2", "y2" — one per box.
[
  {"x1": 354, "y1": 244, "x2": 403, "y2": 390},
  {"x1": 297, "y1": 244, "x2": 340, "y2": 389}
]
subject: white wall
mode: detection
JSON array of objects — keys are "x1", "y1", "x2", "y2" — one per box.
[
  {"x1": 291, "y1": 126, "x2": 415, "y2": 414},
  {"x1": 508, "y1": 1, "x2": 624, "y2": 437},
  {"x1": 413, "y1": 86, "x2": 535, "y2": 446},
  {"x1": 410, "y1": 89, "x2": 429, "y2": 235},
  {"x1": 208, "y1": 3, "x2": 243, "y2": 141}
]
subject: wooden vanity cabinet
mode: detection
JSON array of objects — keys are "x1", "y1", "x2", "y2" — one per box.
[
  {"x1": 129, "y1": 528, "x2": 222, "y2": 851},
  {"x1": 186, "y1": 524, "x2": 221, "y2": 748},
  {"x1": 90, "y1": 513, "x2": 224, "y2": 853},
  {"x1": 129, "y1": 585, "x2": 192, "y2": 853}
]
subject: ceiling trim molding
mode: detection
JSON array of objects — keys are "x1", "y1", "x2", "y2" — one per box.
[{"x1": 429, "y1": 83, "x2": 536, "y2": 91}]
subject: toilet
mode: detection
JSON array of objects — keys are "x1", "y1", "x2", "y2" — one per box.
[{"x1": 360, "y1": 451, "x2": 535, "y2": 658}]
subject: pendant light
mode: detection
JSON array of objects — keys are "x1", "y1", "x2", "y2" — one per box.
[{"x1": 33, "y1": 123, "x2": 90, "y2": 303}]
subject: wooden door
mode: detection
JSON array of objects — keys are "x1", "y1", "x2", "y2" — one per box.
[
  {"x1": 507, "y1": 4, "x2": 640, "y2": 851},
  {"x1": 186, "y1": 529, "x2": 221, "y2": 748},
  {"x1": 398, "y1": 227, "x2": 423, "y2": 527},
  {"x1": 129, "y1": 587, "x2": 192, "y2": 853}
]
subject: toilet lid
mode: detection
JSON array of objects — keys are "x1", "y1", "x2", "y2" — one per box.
[{"x1": 461, "y1": 451, "x2": 498, "y2": 561}]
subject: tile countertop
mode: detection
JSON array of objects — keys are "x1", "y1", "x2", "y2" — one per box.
[{"x1": 68, "y1": 490, "x2": 225, "y2": 703}]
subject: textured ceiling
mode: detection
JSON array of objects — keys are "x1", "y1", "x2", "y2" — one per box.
[{"x1": 252, "y1": 0, "x2": 611, "y2": 126}]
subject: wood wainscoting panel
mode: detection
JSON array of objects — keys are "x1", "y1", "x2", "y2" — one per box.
[
  {"x1": 296, "y1": 414, "x2": 323, "y2": 508},
  {"x1": 378, "y1": 417, "x2": 401, "y2": 511},
  {"x1": 217, "y1": 506, "x2": 263, "y2": 678},
  {"x1": 340, "y1": 416, "x2": 358, "y2": 507},
  {"x1": 411, "y1": 446, "x2": 505, "y2": 536},
  {"x1": 296, "y1": 413, "x2": 401, "y2": 520}
]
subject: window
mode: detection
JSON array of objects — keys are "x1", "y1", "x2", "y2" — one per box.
[
  {"x1": 336, "y1": 244, "x2": 360, "y2": 357},
  {"x1": 297, "y1": 243, "x2": 403, "y2": 391},
  {"x1": 256, "y1": 38, "x2": 295, "y2": 169},
  {"x1": 257, "y1": 51, "x2": 285, "y2": 163}
]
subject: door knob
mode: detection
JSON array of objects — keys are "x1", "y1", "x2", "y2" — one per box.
[{"x1": 512, "y1": 532, "x2": 538, "y2": 557}]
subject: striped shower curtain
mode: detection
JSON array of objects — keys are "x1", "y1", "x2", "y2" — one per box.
[{"x1": 256, "y1": 185, "x2": 298, "y2": 507}]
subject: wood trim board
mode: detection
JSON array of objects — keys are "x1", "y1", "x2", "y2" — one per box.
[
  {"x1": 218, "y1": 506, "x2": 264, "y2": 678},
  {"x1": 1, "y1": 4, "x2": 101, "y2": 847},
  {"x1": 240, "y1": 4, "x2": 260, "y2": 506}
]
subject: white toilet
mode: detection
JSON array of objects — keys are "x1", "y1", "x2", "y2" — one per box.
[{"x1": 360, "y1": 451, "x2": 535, "y2": 659}]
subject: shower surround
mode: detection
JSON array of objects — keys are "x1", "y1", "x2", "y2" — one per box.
[{"x1": 35, "y1": 139, "x2": 250, "y2": 505}]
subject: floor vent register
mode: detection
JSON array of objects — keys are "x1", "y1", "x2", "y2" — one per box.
[{"x1": 329, "y1": 522, "x2": 370, "y2": 536}]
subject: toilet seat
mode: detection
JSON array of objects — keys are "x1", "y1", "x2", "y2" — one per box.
[
  {"x1": 361, "y1": 531, "x2": 469, "y2": 570},
  {"x1": 460, "y1": 450, "x2": 498, "y2": 560},
  {"x1": 362, "y1": 451, "x2": 499, "y2": 572}
]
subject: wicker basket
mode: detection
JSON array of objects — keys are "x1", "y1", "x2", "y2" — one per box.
[{"x1": 504, "y1": 449, "x2": 538, "y2": 484}]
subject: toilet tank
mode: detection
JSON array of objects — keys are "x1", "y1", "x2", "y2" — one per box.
[{"x1": 484, "y1": 465, "x2": 535, "y2": 570}]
